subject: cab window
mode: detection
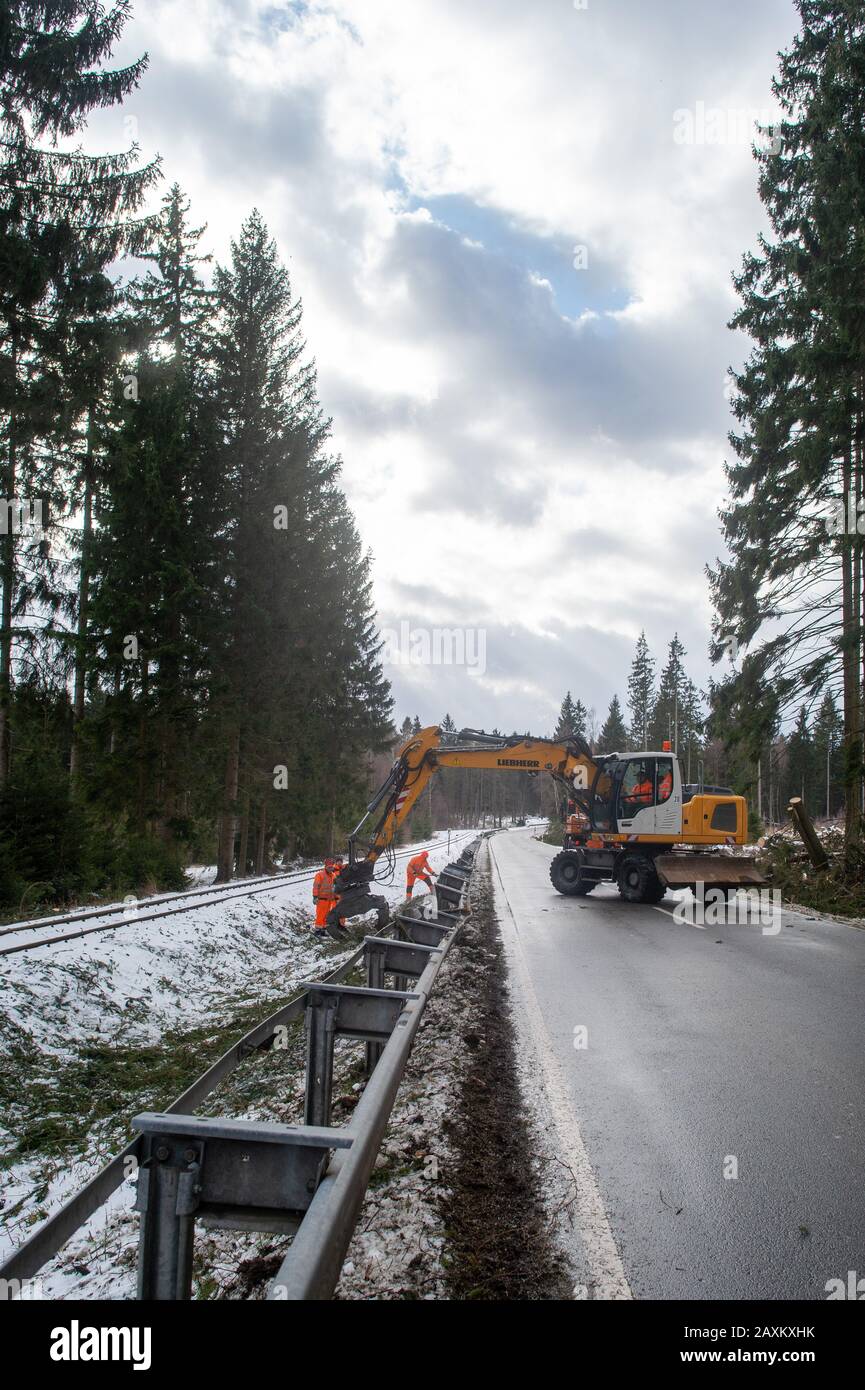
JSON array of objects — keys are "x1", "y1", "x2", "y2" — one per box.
[
  {"x1": 656, "y1": 758, "x2": 674, "y2": 805},
  {"x1": 620, "y1": 758, "x2": 655, "y2": 814},
  {"x1": 591, "y1": 772, "x2": 613, "y2": 829}
]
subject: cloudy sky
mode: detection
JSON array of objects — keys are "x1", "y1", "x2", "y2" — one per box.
[{"x1": 89, "y1": 0, "x2": 800, "y2": 736}]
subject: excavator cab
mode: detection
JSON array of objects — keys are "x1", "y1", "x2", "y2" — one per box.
[
  {"x1": 611, "y1": 754, "x2": 681, "y2": 836},
  {"x1": 569, "y1": 753, "x2": 682, "y2": 838}
]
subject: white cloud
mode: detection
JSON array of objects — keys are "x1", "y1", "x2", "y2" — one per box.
[{"x1": 89, "y1": 0, "x2": 799, "y2": 730}]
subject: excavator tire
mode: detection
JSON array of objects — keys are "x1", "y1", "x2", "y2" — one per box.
[
  {"x1": 550, "y1": 850, "x2": 596, "y2": 897},
  {"x1": 326, "y1": 891, "x2": 389, "y2": 940},
  {"x1": 617, "y1": 855, "x2": 665, "y2": 904}
]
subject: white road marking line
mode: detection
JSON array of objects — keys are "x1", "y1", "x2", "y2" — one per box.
[
  {"x1": 489, "y1": 841, "x2": 633, "y2": 1301},
  {"x1": 650, "y1": 904, "x2": 685, "y2": 922}
]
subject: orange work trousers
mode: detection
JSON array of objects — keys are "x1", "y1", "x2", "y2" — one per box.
[
  {"x1": 315, "y1": 896, "x2": 339, "y2": 927},
  {"x1": 407, "y1": 873, "x2": 433, "y2": 895}
]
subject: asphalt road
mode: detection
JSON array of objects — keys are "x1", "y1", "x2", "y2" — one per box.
[{"x1": 490, "y1": 828, "x2": 865, "y2": 1300}]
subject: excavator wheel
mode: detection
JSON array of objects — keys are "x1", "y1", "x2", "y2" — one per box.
[
  {"x1": 617, "y1": 855, "x2": 665, "y2": 904},
  {"x1": 550, "y1": 850, "x2": 596, "y2": 897},
  {"x1": 326, "y1": 891, "x2": 390, "y2": 940}
]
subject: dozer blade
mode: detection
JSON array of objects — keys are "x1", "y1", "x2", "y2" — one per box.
[{"x1": 655, "y1": 854, "x2": 768, "y2": 891}]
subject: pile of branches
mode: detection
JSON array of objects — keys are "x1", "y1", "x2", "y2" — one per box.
[{"x1": 757, "y1": 831, "x2": 865, "y2": 919}]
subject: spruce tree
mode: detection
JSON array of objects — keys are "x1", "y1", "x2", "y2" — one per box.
[
  {"x1": 711, "y1": 0, "x2": 865, "y2": 849},
  {"x1": 211, "y1": 210, "x2": 391, "y2": 873},
  {"x1": 787, "y1": 706, "x2": 816, "y2": 805},
  {"x1": 89, "y1": 186, "x2": 220, "y2": 841},
  {"x1": 627, "y1": 631, "x2": 655, "y2": 748},
  {"x1": 678, "y1": 679, "x2": 705, "y2": 783},
  {"x1": 649, "y1": 635, "x2": 687, "y2": 751},
  {"x1": 598, "y1": 694, "x2": 628, "y2": 753},
  {"x1": 554, "y1": 691, "x2": 586, "y2": 741},
  {"x1": 813, "y1": 689, "x2": 843, "y2": 817},
  {"x1": 0, "y1": 0, "x2": 160, "y2": 785}
]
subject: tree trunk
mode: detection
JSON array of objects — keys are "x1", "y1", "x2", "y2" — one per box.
[
  {"x1": 255, "y1": 798, "x2": 268, "y2": 875},
  {"x1": 237, "y1": 789, "x2": 250, "y2": 878},
  {"x1": 216, "y1": 727, "x2": 241, "y2": 882},
  {"x1": 841, "y1": 440, "x2": 860, "y2": 852},
  {"x1": 109, "y1": 665, "x2": 121, "y2": 756},
  {"x1": 858, "y1": 385, "x2": 865, "y2": 821},
  {"x1": 0, "y1": 337, "x2": 18, "y2": 787},
  {"x1": 69, "y1": 428, "x2": 94, "y2": 786},
  {"x1": 135, "y1": 657, "x2": 153, "y2": 833}
]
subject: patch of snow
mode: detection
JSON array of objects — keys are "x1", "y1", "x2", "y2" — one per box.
[{"x1": 0, "y1": 830, "x2": 478, "y2": 1289}]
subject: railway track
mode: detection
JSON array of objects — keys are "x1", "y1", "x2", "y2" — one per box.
[{"x1": 0, "y1": 831, "x2": 480, "y2": 958}]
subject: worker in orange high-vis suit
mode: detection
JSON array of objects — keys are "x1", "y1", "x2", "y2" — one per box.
[
  {"x1": 629, "y1": 773, "x2": 654, "y2": 810},
  {"x1": 312, "y1": 857, "x2": 338, "y2": 934},
  {"x1": 406, "y1": 848, "x2": 436, "y2": 898}
]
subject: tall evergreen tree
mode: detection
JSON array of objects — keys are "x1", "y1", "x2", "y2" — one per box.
[
  {"x1": 89, "y1": 186, "x2": 220, "y2": 838},
  {"x1": 678, "y1": 678, "x2": 705, "y2": 782},
  {"x1": 813, "y1": 688, "x2": 844, "y2": 817},
  {"x1": 711, "y1": 0, "x2": 865, "y2": 849},
  {"x1": 0, "y1": 0, "x2": 160, "y2": 785},
  {"x1": 649, "y1": 634, "x2": 687, "y2": 751},
  {"x1": 787, "y1": 706, "x2": 815, "y2": 804},
  {"x1": 211, "y1": 210, "x2": 391, "y2": 876},
  {"x1": 627, "y1": 631, "x2": 655, "y2": 747},
  {"x1": 554, "y1": 691, "x2": 586, "y2": 741},
  {"x1": 598, "y1": 694, "x2": 628, "y2": 753}
]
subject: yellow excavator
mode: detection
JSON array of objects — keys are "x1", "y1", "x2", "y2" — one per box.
[{"x1": 327, "y1": 725, "x2": 766, "y2": 934}]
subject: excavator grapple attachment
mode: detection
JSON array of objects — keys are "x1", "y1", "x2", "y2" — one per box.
[{"x1": 326, "y1": 891, "x2": 390, "y2": 941}]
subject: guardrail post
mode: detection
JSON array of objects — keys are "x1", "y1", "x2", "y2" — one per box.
[
  {"x1": 365, "y1": 942, "x2": 386, "y2": 1074},
  {"x1": 304, "y1": 989, "x2": 339, "y2": 1127},
  {"x1": 135, "y1": 1138, "x2": 202, "y2": 1301}
]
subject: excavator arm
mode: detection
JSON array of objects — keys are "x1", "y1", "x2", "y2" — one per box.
[
  {"x1": 349, "y1": 725, "x2": 599, "y2": 866},
  {"x1": 325, "y1": 724, "x2": 595, "y2": 938}
]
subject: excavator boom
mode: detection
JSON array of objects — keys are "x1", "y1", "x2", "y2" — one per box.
[
  {"x1": 348, "y1": 726, "x2": 595, "y2": 865},
  {"x1": 325, "y1": 723, "x2": 764, "y2": 935}
]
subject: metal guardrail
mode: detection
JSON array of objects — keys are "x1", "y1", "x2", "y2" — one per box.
[{"x1": 0, "y1": 835, "x2": 483, "y2": 1300}]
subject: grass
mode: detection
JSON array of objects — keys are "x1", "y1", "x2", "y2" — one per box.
[{"x1": 0, "y1": 1003, "x2": 306, "y2": 1171}]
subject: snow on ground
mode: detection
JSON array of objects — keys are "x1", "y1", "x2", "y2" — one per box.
[
  {"x1": 1, "y1": 831, "x2": 472, "y2": 1056},
  {"x1": 0, "y1": 830, "x2": 477, "y2": 1281}
]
